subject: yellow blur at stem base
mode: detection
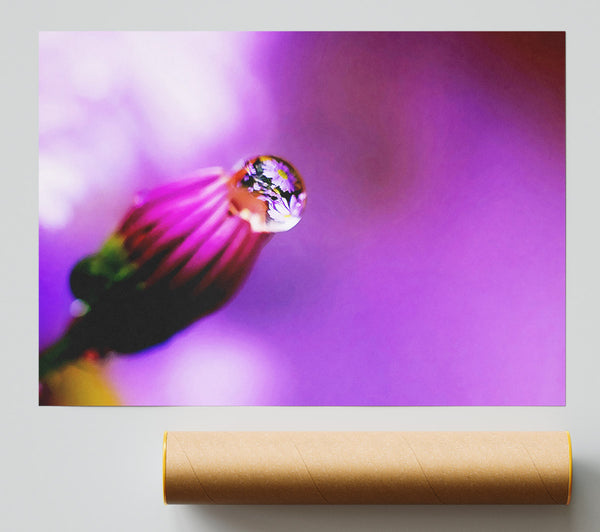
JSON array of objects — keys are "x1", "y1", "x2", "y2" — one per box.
[{"x1": 43, "y1": 359, "x2": 121, "y2": 406}]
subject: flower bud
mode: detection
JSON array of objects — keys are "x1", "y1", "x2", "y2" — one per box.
[{"x1": 66, "y1": 156, "x2": 306, "y2": 354}]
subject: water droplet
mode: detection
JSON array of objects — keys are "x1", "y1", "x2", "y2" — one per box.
[
  {"x1": 229, "y1": 155, "x2": 306, "y2": 233},
  {"x1": 70, "y1": 298, "x2": 90, "y2": 317}
]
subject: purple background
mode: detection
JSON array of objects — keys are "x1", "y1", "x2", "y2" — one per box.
[{"x1": 39, "y1": 32, "x2": 565, "y2": 405}]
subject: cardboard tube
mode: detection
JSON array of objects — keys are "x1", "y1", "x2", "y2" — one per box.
[{"x1": 163, "y1": 431, "x2": 572, "y2": 505}]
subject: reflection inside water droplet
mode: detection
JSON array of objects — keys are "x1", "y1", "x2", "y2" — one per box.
[{"x1": 229, "y1": 155, "x2": 306, "y2": 233}]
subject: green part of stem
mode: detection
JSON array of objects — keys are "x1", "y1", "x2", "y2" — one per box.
[
  {"x1": 39, "y1": 329, "x2": 90, "y2": 380},
  {"x1": 70, "y1": 234, "x2": 137, "y2": 308}
]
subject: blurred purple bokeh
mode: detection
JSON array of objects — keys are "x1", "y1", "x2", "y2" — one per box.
[{"x1": 39, "y1": 32, "x2": 565, "y2": 405}]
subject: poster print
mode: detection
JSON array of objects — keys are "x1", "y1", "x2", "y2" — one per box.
[{"x1": 39, "y1": 32, "x2": 565, "y2": 405}]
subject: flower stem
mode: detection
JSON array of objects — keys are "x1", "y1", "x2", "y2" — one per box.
[{"x1": 39, "y1": 318, "x2": 98, "y2": 380}]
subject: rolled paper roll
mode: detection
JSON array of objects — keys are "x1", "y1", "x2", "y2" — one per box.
[{"x1": 163, "y1": 431, "x2": 572, "y2": 505}]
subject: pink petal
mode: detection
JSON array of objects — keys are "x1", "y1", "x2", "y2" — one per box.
[{"x1": 165, "y1": 214, "x2": 242, "y2": 288}]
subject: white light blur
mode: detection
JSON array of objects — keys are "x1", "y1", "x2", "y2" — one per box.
[
  {"x1": 105, "y1": 319, "x2": 287, "y2": 406},
  {"x1": 39, "y1": 32, "x2": 267, "y2": 230},
  {"x1": 164, "y1": 337, "x2": 279, "y2": 405}
]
